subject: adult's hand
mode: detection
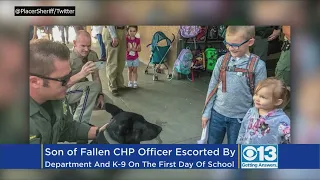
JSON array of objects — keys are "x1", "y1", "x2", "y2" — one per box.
[
  {"x1": 268, "y1": 29, "x2": 281, "y2": 41},
  {"x1": 96, "y1": 95, "x2": 105, "y2": 109},
  {"x1": 112, "y1": 38, "x2": 119, "y2": 47},
  {"x1": 99, "y1": 122, "x2": 109, "y2": 133},
  {"x1": 89, "y1": 124, "x2": 110, "y2": 144},
  {"x1": 79, "y1": 61, "x2": 97, "y2": 78}
]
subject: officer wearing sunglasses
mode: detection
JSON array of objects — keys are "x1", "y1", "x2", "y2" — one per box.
[{"x1": 29, "y1": 39, "x2": 109, "y2": 144}]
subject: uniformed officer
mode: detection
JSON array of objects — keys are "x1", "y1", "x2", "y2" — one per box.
[
  {"x1": 29, "y1": 39, "x2": 108, "y2": 144},
  {"x1": 275, "y1": 26, "x2": 290, "y2": 87},
  {"x1": 102, "y1": 26, "x2": 127, "y2": 96},
  {"x1": 253, "y1": 26, "x2": 281, "y2": 62},
  {"x1": 66, "y1": 30, "x2": 105, "y2": 128}
]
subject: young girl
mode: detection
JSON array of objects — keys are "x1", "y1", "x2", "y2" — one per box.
[
  {"x1": 237, "y1": 77, "x2": 291, "y2": 144},
  {"x1": 126, "y1": 26, "x2": 141, "y2": 88}
]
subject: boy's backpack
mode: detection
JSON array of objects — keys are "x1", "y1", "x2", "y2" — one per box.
[
  {"x1": 205, "y1": 48, "x2": 218, "y2": 71},
  {"x1": 203, "y1": 53, "x2": 259, "y2": 110},
  {"x1": 174, "y1": 48, "x2": 193, "y2": 75},
  {"x1": 180, "y1": 26, "x2": 201, "y2": 39}
]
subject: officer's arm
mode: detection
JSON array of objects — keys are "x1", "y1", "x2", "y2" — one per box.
[
  {"x1": 67, "y1": 72, "x2": 84, "y2": 87},
  {"x1": 60, "y1": 120, "x2": 101, "y2": 141},
  {"x1": 60, "y1": 110, "x2": 99, "y2": 142}
]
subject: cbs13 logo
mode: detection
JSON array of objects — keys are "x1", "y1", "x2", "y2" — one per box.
[{"x1": 241, "y1": 145, "x2": 278, "y2": 162}]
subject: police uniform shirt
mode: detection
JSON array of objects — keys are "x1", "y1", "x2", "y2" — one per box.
[
  {"x1": 69, "y1": 49, "x2": 99, "y2": 82},
  {"x1": 29, "y1": 97, "x2": 91, "y2": 144}
]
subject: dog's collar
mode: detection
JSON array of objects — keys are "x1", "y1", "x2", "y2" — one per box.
[
  {"x1": 103, "y1": 118, "x2": 119, "y2": 144},
  {"x1": 103, "y1": 131, "x2": 120, "y2": 144}
]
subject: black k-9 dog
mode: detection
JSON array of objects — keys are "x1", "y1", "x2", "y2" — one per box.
[{"x1": 93, "y1": 103, "x2": 162, "y2": 144}]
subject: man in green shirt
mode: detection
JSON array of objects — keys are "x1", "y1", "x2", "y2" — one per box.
[
  {"x1": 29, "y1": 39, "x2": 108, "y2": 144},
  {"x1": 66, "y1": 30, "x2": 105, "y2": 126}
]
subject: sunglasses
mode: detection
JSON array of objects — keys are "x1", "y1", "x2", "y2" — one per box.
[{"x1": 30, "y1": 71, "x2": 72, "y2": 86}]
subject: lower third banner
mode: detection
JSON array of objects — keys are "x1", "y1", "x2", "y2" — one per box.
[
  {"x1": 0, "y1": 145, "x2": 319, "y2": 169},
  {"x1": 43, "y1": 144, "x2": 238, "y2": 169}
]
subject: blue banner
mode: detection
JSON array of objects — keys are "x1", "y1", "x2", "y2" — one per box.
[
  {"x1": 0, "y1": 144, "x2": 319, "y2": 169},
  {"x1": 0, "y1": 145, "x2": 41, "y2": 169},
  {"x1": 278, "y1": 145, "x2": 320, "y2": 169},
  {"x1": 43, "y1": 144, "x2": 238, "y2": 169}
]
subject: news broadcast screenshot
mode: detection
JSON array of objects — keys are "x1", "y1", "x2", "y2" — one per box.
[{"x1": 0, "y1": 0, "x2": 319, "y2": 180}]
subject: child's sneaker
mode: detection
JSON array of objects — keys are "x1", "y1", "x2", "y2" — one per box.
[
  {"x1": 133, "y1": 82, "x2": 138, "y2": 88},
  {"x1": 128, "y1": 81, "x2": 133, "y2": 88}
]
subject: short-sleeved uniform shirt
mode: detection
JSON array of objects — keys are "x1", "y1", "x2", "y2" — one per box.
[{"x1": 29, "y1": 97, "x2": 91, "y2": 144}]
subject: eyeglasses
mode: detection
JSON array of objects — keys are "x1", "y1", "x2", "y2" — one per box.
[
  {"x1": 30, "y1": 71, "x2": 72, "y2": 86},
  {"x1": 223, "y1": 39, "x2": 250, "y2": 50}
]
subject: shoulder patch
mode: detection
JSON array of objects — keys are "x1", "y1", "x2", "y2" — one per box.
[{"x1": 29, "y1": 135, "x2": 37, "y2": 140}]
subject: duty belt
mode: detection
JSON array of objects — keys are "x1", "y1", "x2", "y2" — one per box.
[{"x1": 281, "y1": 41, "x2": 291, "y2": 51}]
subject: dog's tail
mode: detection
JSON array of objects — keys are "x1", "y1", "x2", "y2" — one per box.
[{"x1": 104, "y1": 103, "x2": 124, "y2": 117}]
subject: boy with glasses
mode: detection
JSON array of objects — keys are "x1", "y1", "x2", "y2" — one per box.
[{"x1": 201, "y1": 26, "x2": 267, "y2": 144}]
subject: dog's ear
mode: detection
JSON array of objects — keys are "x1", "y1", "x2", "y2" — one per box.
[
  {"x1": 139, "y1": 121, "x2": 162, "y2": 142},
  {"x1": 126, "y1": 114, "x2": 162, "y2": 142},
  {"x1": 104, "y1": 103, "x2": 123, "y2": 117}
]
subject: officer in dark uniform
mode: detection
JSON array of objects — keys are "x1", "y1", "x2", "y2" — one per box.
[
  {"x1": 253, "y1": 26, "x2": 281, "y2": 62},
  {"x1": 29, "y1": 39, "x2": 109, "y2": 144},
  {"x1": 275, "y1": 26, "x2": 290, "y2": 87}
]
